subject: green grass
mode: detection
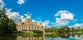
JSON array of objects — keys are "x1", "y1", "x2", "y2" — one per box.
[{"x1": 13, "y1": 31, "x2": 36, "y2": 35}]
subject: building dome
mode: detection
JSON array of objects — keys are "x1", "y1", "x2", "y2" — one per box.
[
  {"x1": 18, "y1": 16, "x2": 22, "y2": 23},
  {"x1": 26, "y1": 14, "x2": 31, "y2": 19},
  {"x1": 37, "y1": 19, "x2": 41, "y2": 23},
  {"x1": 37, "y1": 20, "x2": 42, "y2": 26},
  {"x1": 25, "y1": 14, "x2": 32, "y2": 24}
]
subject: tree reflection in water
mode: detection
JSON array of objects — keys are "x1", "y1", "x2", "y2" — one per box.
[
  {"x1": 0, "y1": 33, "x2": 83, "y2": 40},
  {"x1": 0, "y1": 35, "x2": 16, "y2": 40}
]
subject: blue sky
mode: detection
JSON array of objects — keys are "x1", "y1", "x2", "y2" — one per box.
[{"x1": 1, "y1": 0, "x2": 83, "y2": 27}]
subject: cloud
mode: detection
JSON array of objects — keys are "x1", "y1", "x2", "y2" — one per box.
[
  {"x1": 0, "y1": 0, "x2": 5, "y2": 10},
  {"x1": 55, "y1": 10, "x2": 74, "y2": 26},
  {"x1": 55, "y1": 18, "x2": 69, "y2": 26},
  {"x1": 0, "y1": 0, "x2": 20, "y2": 23},
  {"x1": 55, "y1": 10, "x2": 74, "y2": 20},
  {"x1": 17, "y1": 0, "x2": 26, "y2": 5},
  {"x1": 42, "y1": 20, "x2": 50, "y2": 27},
  {"x1": 20, "y1": 16, "x2": 26, "y2": 22},
  {"x1": 24, "y1": 13, "x2": 27, "y2": 16},
  {"x1": 69, "y1": 23, "x2": 83, "y2": 28},
  {"x1": 74, "y1": 23, "x2": 83, "y2": 27},
  {"x1": 20, "y1": 15, "x2": 27, "y2": 23},
  {"x1": 32, "y1": 19, "x2": 37, "y2": 23},
  {"x1": 6, "y1": 9, "x2": 20, "y2": 23},
  {"x1": 5, "y1": 9, "x2": 27, "y2": 23}
]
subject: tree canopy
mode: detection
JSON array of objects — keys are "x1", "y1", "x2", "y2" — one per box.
[{"x1": 0, "y1": 9, "x2": 16, "y2": 34}]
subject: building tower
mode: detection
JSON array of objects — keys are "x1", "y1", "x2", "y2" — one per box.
[
  {"x1": 18, "y1": 16, "x2": 22, "y2": 26},
  {"x1": 37, "y1": 19, "x2": 43, "y2": 31},
  {"x1": 25, "y1": 14, "x2": 31, "y2": 24},
  {"x1": 38, "y1": 21, "x2": 42, "y2": 26},
  {"x1": 37, "y1": 19, "x2": 42, "y2": 26}
]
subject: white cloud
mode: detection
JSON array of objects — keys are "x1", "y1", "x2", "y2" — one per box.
[
  {"x1": 20, "y1": 16, "x2": 26, "y2": 22},
  {"x1": 55, "y1": 10, "x2": 74, "y2": 26},
  {"x1": 22, "y1": 18, "x2": 26, "y2": 22},
  {"x1": 24, "y1": 12, "x2": 32, "y2": 16},
  {"x1": 74, "y1": 23, "x2": 83, "y2": 27},
  {"x1": 69, "y1": 23, "x2": 83, "y2": 28},
  {"x1": 24, "y1": 13, "x2": 27, "y2": 16},
  {"x1": 32, "y1": 19, "x2": 36, "y2": 23},
  {"x1": 55, "y1": 10, "x2": 74, "y2": 20},
  {"x1": 6, "y1": 9, "x2": 20, "y2": 23},
  {"x1": 5, "y1": 9, "x2": 27, "y2": 23},
  {"x1": 55, "y1": 18, "x2": 69, "y2": 26},
  {"x1": 0, "y1": 0, "x2": 20, "y2": 23},
  {"x1": 42, "y1": 20, "x2": 50, "y2": 27},
  {"x1": 17, "y1": 0, "x2": 26, "y2": 5},
  {"x1": 20, "y1": 16, "x2": 24, "y2": 18},
  {"x1": 0, "y1": 0, "x2": 5, "y2": 10}
]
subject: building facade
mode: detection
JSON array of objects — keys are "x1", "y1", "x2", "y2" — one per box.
[{"x1": 16, "y1": 14, "x2": 43, "y2": 32}]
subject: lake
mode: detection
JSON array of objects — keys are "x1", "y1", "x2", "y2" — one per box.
[{"x1": 0, "y1": 34, "x2": 83, "y2": 40}]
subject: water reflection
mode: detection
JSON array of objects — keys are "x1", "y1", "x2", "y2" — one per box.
[
  {"x1": 1, "y1": 33, "x2": 83, "y2": 40},
  {"x1": 0, "y1": 35, "x2": 16, "y2": 40},
  {"x1": 16, "y1": 33, "x2": 83, "y2": 40},
  {"x1": 17, "y1": 36, "x2": 43, "y2": 40}
]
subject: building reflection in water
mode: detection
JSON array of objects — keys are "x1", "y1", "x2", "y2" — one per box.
[
  {"x1": 16, "y1": 36, "x2": 46, "y2": 40},
  {"x1": 16, "y1": 33, "x2": 83, "y2": 40}
]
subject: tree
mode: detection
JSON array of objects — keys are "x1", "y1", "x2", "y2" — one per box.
[
  {"x1": 7, "y1": 19, "x2": 17, "y2": 33},
  {"x1": 70, "y1": 27, "x2": 76, "y2": 33},
  {"x1": 59, "y1": 27, "x2": 66, "y2": 34},
  {"x1": 0, "y1": 9, "x2": 16, "y2": 34},
  {"x1": 44, "y1": 28, "x2": 52, "y2": 32},
  {"x1": 77, "y1": 27, "x2": 83, "y2": 33},
  {"x1": 33, "y1": 30, "x2": 43, "y2": 33}
]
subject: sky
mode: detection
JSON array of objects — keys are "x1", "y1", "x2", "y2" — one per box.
[{"x1": 1, "y1": 0, "x2": 83, "y2": 28}]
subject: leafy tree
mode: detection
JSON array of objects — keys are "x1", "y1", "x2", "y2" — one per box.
[
  {"x1": 59, "y1": 27, "x2": 66, "y2": 34},
  {"x1": 70, "y1": 27, "x2": 76, "y2": 32},
  {"x1": 44, "y1": 28, "x2": 52, "y2": 32},
  {"x1": 77, "y1": 27, "x2": 83, "y2": 33},
  {"x1": 0, "y1": 9, "x2": 16, "y2": 34},
  {"x1": 33, "y1": 30, "x2": 43, "y2": 33}
]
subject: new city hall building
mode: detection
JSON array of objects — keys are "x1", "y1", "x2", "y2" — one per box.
[{"x1": 16, "y1": 14, "x2": 44, "y2": 32}]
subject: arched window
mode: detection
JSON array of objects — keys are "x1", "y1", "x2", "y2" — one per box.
[
  {"x1": 37, "y1": 27, "x2": 38, "y2": 30},
  {"x1": 29, "y1": 26, "x2": 30, "y2": 30}
]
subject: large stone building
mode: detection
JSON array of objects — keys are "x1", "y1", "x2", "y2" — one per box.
[{"x1": 16, "y1": 14, "x2": 43, "y2": 32}]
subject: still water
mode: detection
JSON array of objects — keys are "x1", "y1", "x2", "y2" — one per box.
[{"x1": 0, "y1": 34, "x2": 83, "y2": 40}]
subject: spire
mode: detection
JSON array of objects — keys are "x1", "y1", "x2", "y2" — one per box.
[
  {"x1": 39, "y1": 19, "x2": 42, "y2": 23},
  {"x1": 18, "y1": 16, "x2": 22, "y2": 23},
  {"x1": 37, "y1": 19, "x2": 42, "y2": 25},
  {"x1": 25, "y1": 13, "x2": 32, "y2": 23},
  {"x1": 26, "y1": 13, "x2": 31, "y2": 19}
]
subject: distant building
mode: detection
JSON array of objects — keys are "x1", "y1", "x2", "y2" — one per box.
[{"x1": 16, "y1": 14, "x2": 43, "y2": 32}]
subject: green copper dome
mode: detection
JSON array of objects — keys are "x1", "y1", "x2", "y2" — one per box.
[
  {"x1": 27, "y1": 15, "x2": 31, "y2": 19},
  {"x1": 38, "y1": 19, "x2": 42, "y2": 24},
  {"x1": 26, "y1": 14, "x2": 31, "y2": 19},
  {"x1": 18, "y1": 16, "x2": 22, "y2": 23}
]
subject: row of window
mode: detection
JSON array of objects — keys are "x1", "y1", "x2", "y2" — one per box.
[
  {"x1": 22, "y1": 26, "x2": 43, "y2": 30},
  {"x1": 17, "y1": 26, "x2": 43, "y2": 31}
]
